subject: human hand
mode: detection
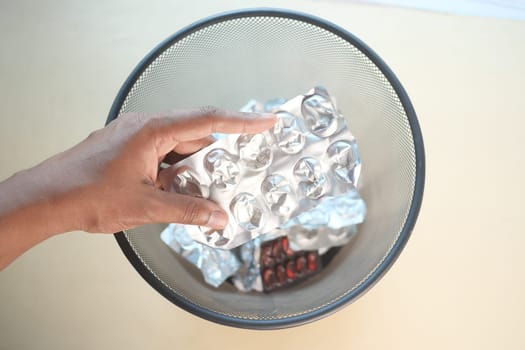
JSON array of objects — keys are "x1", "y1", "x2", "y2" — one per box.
[
  {"x1": 45, "y1": 109, "x2": 276, "y2": 233},
  {"x1": 0, "y1": 108, "x2": 275, "y2": 269}
]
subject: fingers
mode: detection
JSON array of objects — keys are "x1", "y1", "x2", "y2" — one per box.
[
  {"x1": 152, "y1": 190, "x2": 228, "y2": 229},
  {"x1": 161, "y1": 152, "x2": 186, "y2": 165},
  {"x1": 160, "y1": 136, "x2": 216, "y2": 165},
  {"x1": 173, "y1": 135, "x2": 216, "y2": 154},
  {"x1": 156, "y1": 165, "x2": 183, "y2": 190},
  {"x1": 151, "y1": 108, "x2": 276, "y2": 143},
  {"x1": 180, "y1": 108, "x2": 277, "y2": 140}
]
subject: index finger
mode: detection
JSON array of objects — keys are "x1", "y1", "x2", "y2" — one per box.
[{"x1": 154, "y1": 107, "x2": 277, "y2": 143}]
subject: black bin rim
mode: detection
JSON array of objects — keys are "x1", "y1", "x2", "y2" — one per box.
[{"x1": 106, "y1": 8, "x2": 425, "y2": 329}]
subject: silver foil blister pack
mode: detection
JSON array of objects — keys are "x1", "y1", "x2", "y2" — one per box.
[
  {"x1": 165, "y1": 87, "x2": 364, "y2": 250},
  {"x1": 160, "y1": 223, "x2": 240, "y2": 287}
]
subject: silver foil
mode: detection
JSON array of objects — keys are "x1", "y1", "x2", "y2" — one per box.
[
  {"x1": 165, "y1": 86, "x2": 365, "y2": 250},
  {"x1": 231, "y1": 236, "x2": 263, "y2": 292},
  {"x1": 282, "y1": 190, "x2": 366, "y2": 250},
  {"x1": 160, "y1": 224, "x2": 240, "y2": 287}
]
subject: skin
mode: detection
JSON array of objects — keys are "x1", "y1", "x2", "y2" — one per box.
[{"x1": 0, "y1": 108, "x2": 276, "y2": 270}]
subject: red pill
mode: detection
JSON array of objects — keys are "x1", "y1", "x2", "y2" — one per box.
[
  {"x1": 295, "y1": 255, "x2": 307, "y2": 274},
  {"x1": 281, "y1": 237, "x2": 295, "y2": 257},
  {"x1": 262, "y1": 268, "x2": 276, "y2": 287},
  {"x1": 276, "y1": 264, "x2": 286, "y2": 284},
  {"x1": 306, "y1": 252, "x2": 317, "y2": 263},
  {"x1": 307, "y1": 252, "x2": 318, "y2": 271},
  {"x1": 272, "y1": 240, "x2": 284, "y2": 261},
  {"x1": 286, "y1": 261, "x2": 296, "y2": 280},
  {"x1": 262, "y1": 255, "x2": 275, "y2": 268},
  {"x1": 261, "y1": 238, "x2": 323, "y2": 291}
]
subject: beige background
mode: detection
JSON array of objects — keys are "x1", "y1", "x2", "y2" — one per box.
[{"x1": 1, "y1": 0, "x2": 524, "y2": 349}]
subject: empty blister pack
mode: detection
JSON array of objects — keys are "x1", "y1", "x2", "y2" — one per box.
[
  {"x1": 160, "y1": 224, "x2": 240, "y2": 287},
  {"x1": 165, "y1": 87, "x2": 363, "y2": 250}
]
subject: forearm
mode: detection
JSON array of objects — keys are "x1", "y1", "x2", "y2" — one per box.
[{"x1": 0, "y1": 167, "x2": 82, "y2": 270}]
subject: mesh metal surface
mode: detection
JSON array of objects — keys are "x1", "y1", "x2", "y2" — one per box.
[{"x1": 108, "y1": 10, "x2": 424, "y2": 329}]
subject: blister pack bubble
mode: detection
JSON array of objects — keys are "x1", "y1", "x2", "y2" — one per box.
[{"x1": 165, "y1": 87, "x2": 364, "y2": 250}]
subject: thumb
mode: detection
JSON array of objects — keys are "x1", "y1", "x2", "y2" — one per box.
[{"x1": 152, "y1": 190, "x2": 229, "y2": 229}]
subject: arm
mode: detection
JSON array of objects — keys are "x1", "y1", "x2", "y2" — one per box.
[{"x1": 0, "y1": 109, "x2": 276, "y2": 270}]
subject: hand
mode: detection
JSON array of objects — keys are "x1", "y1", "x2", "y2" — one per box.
[
  {"x1": 49, "y1": 108, "x2": 276, "y2": 233},
  {"x1": 0, "y1": 108, "x2": 276, "y2": 269}
]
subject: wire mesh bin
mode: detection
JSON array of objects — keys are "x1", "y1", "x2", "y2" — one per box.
[{"x1": 106, "y1": 9, "x2": 425, "y2": 329}]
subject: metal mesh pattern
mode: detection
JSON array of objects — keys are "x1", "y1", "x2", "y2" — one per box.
[{"x1": 108, "y1": 10, "x2": 424, "y2": 329}]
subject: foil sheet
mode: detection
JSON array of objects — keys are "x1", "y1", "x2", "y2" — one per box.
[
  {"x1": 160, "y1": 224, "x2": 240, "y2": 287},
  {"x1": 165, "y1": 87, "x2": 364, "y2": 249}
]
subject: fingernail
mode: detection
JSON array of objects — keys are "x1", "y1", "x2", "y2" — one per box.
[{"x1": 207, "y1": 210, "x2": 228, "y2": 229}]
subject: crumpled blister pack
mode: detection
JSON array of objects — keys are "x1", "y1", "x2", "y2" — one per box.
[
  {"x1": 160, "y1": 87, "x2": 366, "y2": 292},
  {"x1": 160, "y1": 223, "x2": 239, "y2": 287},
  {"x1": 165, "y1": 87, "x2": 364, "y2": 250}
]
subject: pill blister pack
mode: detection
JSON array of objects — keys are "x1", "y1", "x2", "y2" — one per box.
[
  {"x1": 160, "y1": 87, "x2": 366, "y2": 292},
  {"x1": 167, "y1": 87, "x2": 362, "y2": 250}
]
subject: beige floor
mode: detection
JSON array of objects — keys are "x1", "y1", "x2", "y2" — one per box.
[{"x1": 1, "y1": 0, "x2": 524, "y2": 349}]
